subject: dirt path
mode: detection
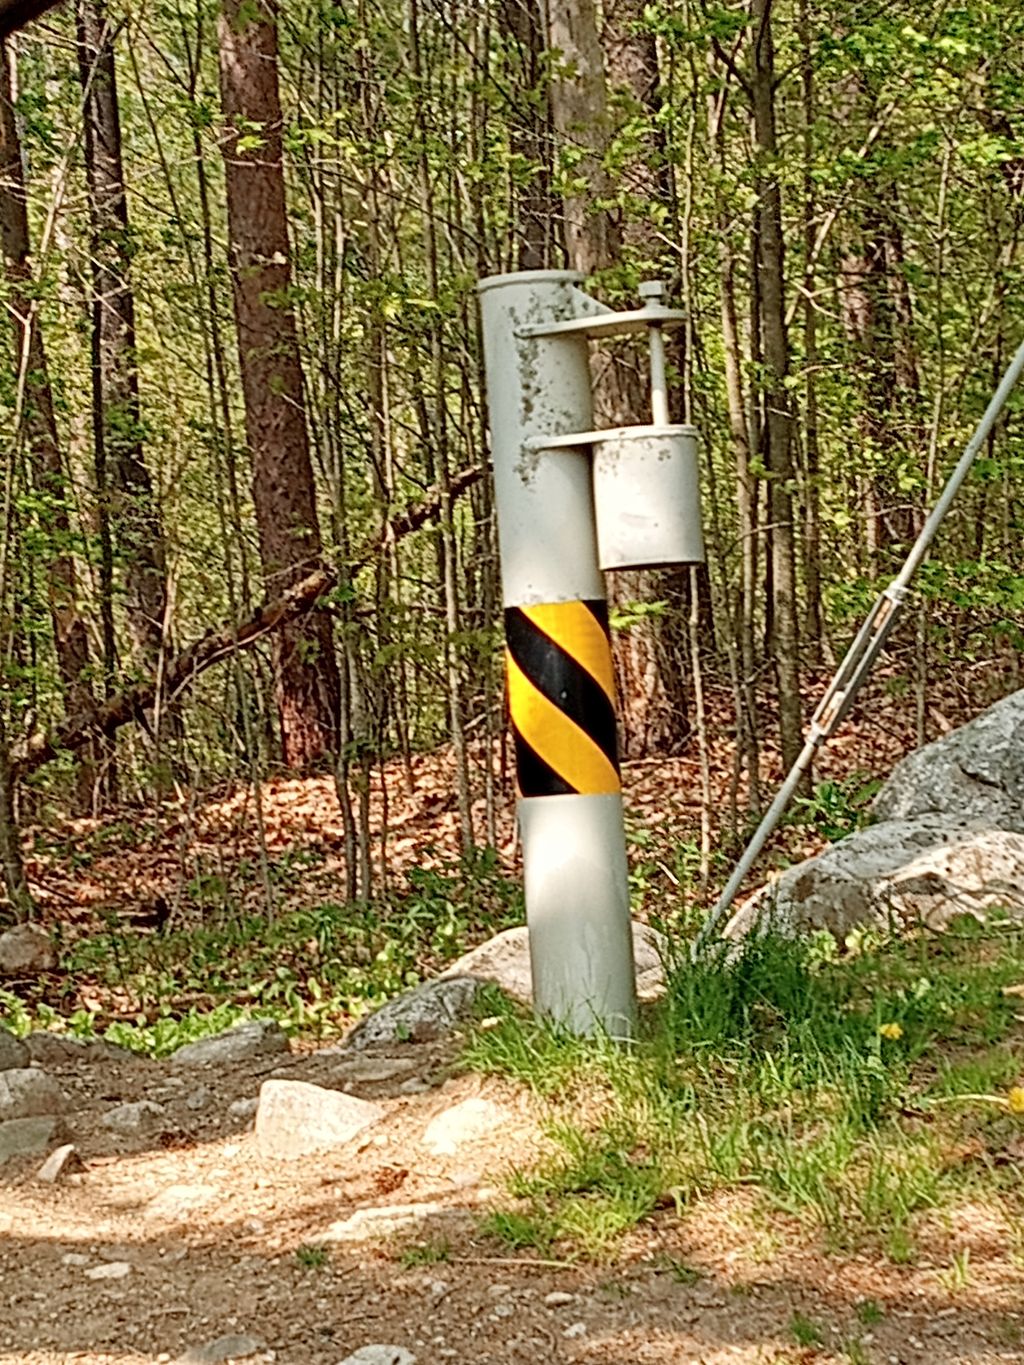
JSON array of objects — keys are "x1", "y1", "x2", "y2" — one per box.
[{"x1": 2, "y1": 1038, "x2": 1022, "y2": 1365}]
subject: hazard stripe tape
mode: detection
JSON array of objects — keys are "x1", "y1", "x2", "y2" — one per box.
[{"x1": 505, "y1": 599, "x2": 620, "y2": 798}]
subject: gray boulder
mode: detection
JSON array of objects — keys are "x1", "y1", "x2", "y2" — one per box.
[
  {"x1": 170, "y1": 1018, "x2": 289, "y2": 1066},
  {"x1": 344, "y1": 977, "x2": 483, "y2": 1050},
  {"x1": 726, "y1": 818, "x2": 1024, "y2": 941},
  {"x1": 101, "y1": 1100, "x2": 168, "y2": 1135},
  {"x1": 255, "y1": 1079, "x2": 383, "y2": 1160},
  {"x1": 874, "y1": 690, "x2": 1024, "y2": 831},
  {"x1": 441, "y1": 921, "x2": 666, "y2": 1004},
  {"x1": 0, "y1": 1029, "x2": 28, "y2": 1071},
  {"x1": 0, "y1": 1067, "x2": 65, "y2": 1121},
  {"x1": 0, "y1": 1115, "x2": 66, "y2": 1164},
  {"x1": 0, "y1": 923, "x2": 57, "y2": 974},
  {"x1": 25, "y1": 1033, "x2": 136, "y2": 1066}
]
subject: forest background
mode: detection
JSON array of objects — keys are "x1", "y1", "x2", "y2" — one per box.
[{"x1": 2, "y1": 0, "x2": 1024, "y2": 1038}]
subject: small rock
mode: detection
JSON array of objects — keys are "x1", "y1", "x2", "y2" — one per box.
[
  {"x1": 323, "y1": 1203, "x2": 446, "y2": 1243},
  {"x1": 335, "y1": 1349, "x2": 417, "y2": 1365},
  {"x1": 0, "y1": 1028, "x2": 28, "y2": 1071},
  {"x1": 563, "y1": 1322, "x2": 587, "y2": 1339},
  {"x1": 171, "y1": 1020, "x2": 289, "y2": 1067},
  {"x1": 228, "y1": 1096, "x2": 259, "y2": 1123},
  {"x1": 85, "y1": 1260, "x2": 131, "y2": 1280},
  {"x1": 186, "y1": 1086, "x2": 212, "y2": 1111},
  {"x1": 255, "y1": 1080, "x2": 383, "y2": 1160},
  {"x1": 61, "y1": 1252, "x2": 90, "y2": 1267},
  {"x1": 422, "y1": 1097, "x2": 509, "y2": 1155},
  {"x1": 0, "y1": 923, "x2": 57, "y2": 974},
  {"x1": 544, "y1": 1291, "x2": 575, "y2": 1307},
  {"x1": 36, "y1": 1143, "x2": 83, "y2": 1183},
  {"x1": 101, "y1": 1100, "x2": 167, "y2": 1135},
  {"x1": 0, "y1": 1067, "x2": 65, "y2": 1121},
  {"x1": 398, "y1": 1078, "x2": 431, "y2": 1095},
  {"x1": 344, "y1": 977, "x2": 483, "y2": 1050},
  {"x1": 177, "y1": 1334, "x2": 265, "y2": 1363}
]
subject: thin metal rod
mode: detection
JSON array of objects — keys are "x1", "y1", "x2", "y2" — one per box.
[
  {"x1": 649, "y1": 327, "x2": 669, "y2": 426},
  {"x1": 695, "y1": 332, "x2": 1024, "y2": 952}
]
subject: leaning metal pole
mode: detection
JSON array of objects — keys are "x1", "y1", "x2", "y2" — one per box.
[
  {"x1": 696, "y1": 332, "x2": 1024, "y2": 952},
  {"x1": 478, "y1": 271, "x2": 637, "y2": 1038}
]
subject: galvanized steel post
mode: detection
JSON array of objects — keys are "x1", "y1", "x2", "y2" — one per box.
[
  {"x1": 478, "y1": 270, "x2": 637, "y2": 1037},
  {"x1": 478, "y1": 269, "x2": 699, "y2": 1037}
]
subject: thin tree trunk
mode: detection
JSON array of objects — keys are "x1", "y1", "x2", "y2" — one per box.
[
  {"x1": 548, "y1": 0, "x2": 690, "y2": 757},
  {"x1": 77, "y1": 0, "x2": 170, "y2": 675},
  {"x1": 218, "y1": 0, "x2": 340, "y2": 770},
  {"x1": 1, "y1": 40, "x2": 95, "y2": 807},
  {"x1": 750, "y1": 0, "x2": 803, "y2": 773}
]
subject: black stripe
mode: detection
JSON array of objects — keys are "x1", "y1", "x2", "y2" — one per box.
[
  {"x1": 581, "y1": 599, "x2": 611, "y2": 635},
  {"x1": 513, "y1": 730, "x2": 576, "y2": 798},
  {"x1": 505, "y1": 605, "x2": 619, "y2": 774}
]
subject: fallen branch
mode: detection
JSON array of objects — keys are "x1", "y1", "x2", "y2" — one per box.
[{"x1": 14, "y1": 465, "x2": 483, "y2": 777}]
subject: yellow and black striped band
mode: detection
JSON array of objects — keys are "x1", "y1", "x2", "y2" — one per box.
[{"x1": 505, "y1": 599, "x2": 620, "y2": 798}]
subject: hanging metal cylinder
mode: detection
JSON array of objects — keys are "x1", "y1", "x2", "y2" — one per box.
[
  {"x1": 591, "y1": 424, "x2": 705, "y2": 572},
  {"x1": 477, "y1": 269, "x2": 638, "y2": 1039}
]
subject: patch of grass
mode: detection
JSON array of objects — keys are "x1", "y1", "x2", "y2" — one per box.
[
  {"x1": 1, "y1": 849, "x2": 522, "y2": 1055},
  {"x1": 480, "y1": 1208, "x2": 556, "y2": 1253},
  {"x1": 654, "y1": 1255, "x2": 703, "y2": 1285},
  {"x1": 467, "y1": 925, "x2": 1024, "y2": 1259},
  {"x1": 398, "y1": 1237, "x2": 451, "y2": 1267},
  {"x1": 843, "y1": 1338, "x2": 872, "y2": 1365},
  {"x1": 854, "y1": 1298, "x2": 884, "y2": 1327},
  {"x1": 789, "y1": 1312, "x2": 826, "y2": 1347},
  {"x1": 295, "y1": 1243, "x2": 330, "y2": 1269}
]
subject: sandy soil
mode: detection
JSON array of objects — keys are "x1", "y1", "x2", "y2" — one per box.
[{"x1": 2, "y1": 1036, "x2": 1022, "y2": 1365}]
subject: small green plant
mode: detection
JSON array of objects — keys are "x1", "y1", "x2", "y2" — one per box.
[
  {"x1": 937, "y1": 1247, "x2": 971, "y2": 1294},
  {"x1": 791, "y1": 774, "x2": 880, "y2": 840},
  {"x1": 843, "y1": 1338, "x2": 872, "y2": 1365},
  {"x1": 480, "y1": 1209, "x2": 555, "y2": 1253},
  {"x1": 790, "y1": 1312, "x2": 826, "y2": 1347},
  {"x1": 399, "y1": 1238, "x2": 451, "y2": 1267},
  {"x1": 855, "y1": 1299, "x2": 884, "y2": 1327},
  {"x1": 655, "y1": 1255, "x2": 702, "y2": 1285},
  {"x1": 295, "y1": 1243, "x2": 329, "y2": 1269}
]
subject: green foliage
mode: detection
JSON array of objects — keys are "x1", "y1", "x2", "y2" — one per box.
[
  {"x1": 295, "y1": 1243, "x2": 330, "y2": 1269},
  {"x1": 790, "y1": 775, "x2": 881, "y2": 841},
  {"x1": 468, "y1": 927, "x2": 1024, "y2": 1259},
  {"x1": 1, "y1": 851, "x2": 521, "y2": 1055}
]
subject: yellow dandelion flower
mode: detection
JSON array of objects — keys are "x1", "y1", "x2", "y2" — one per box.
[
  {"x1": 879, "y1": 1022, "x2": 903, "y2": 1041},
  {"x1": 1007, "y1": 1087, "x2": 1024, "y2": 1114}
]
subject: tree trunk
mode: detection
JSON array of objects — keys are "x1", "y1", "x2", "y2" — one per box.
[
  {"x1": 77, "y1": 0, "x2": 170, "y2": 674},
  {"x1": 1, "y1": 39, "x2": 95, "y2": 807},
  {"x1": 547, "y1": 0, "x2": 690, "y2": 757},
  {"x1": 218, "y1": 0, "x2": 340, "y2": 769},
  {"x1": 498, "y1": 0, "x2": 559, "y2": 271},
  {"x1": 749, "y1": 0, "x2": 803, "y2": 773}
]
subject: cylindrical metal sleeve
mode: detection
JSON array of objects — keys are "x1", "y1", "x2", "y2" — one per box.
[{"x1": 505, "y1": 599, "x2": 620, "y2": 797}]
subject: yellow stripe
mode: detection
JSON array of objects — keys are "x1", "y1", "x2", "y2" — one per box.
[
  {"x1": 521, "y1": 601, "x2": 615, "y2": 702},
  {"x1": 507, "y1": 651, "x2": 620, "y2": 794}
]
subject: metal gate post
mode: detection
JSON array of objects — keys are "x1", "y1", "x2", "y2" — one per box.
[{"x1": 477, "y1": 271, "x2": 638, "y2": 1038}]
